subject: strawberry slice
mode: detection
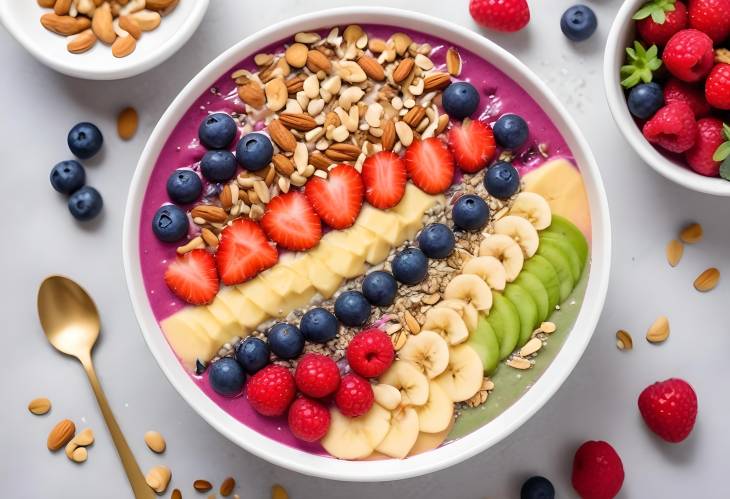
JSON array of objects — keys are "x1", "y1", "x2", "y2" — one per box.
[
  {"x1": 448, "y1": 119, "x2": 496, "y2": 173},
  {"x1": 305, "y1": 164, "x2": 364, "y2": 229},
  {"x1": 216, "y1": 219, "x2": 278, "y2": 285},
  {"x1": 261, "y1": 191, "x2": 322, "y2": 251},
  {"x1": 404, "y1": 138, "x2": 456, "y2": 194},
  {"x1": 164, "y1": 249, "x2": 219, "y2": 305},
  {"x1": 361, "y1": 151, "x2": 407, "y2": 209}
]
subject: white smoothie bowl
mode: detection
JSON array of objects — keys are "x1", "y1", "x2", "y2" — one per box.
[
  {"x1": 123, "y1": 7, "x2": 611, "y2": 482},
  {"x1": 0, "y1": 0, "x2": 209, "y2": 80}
]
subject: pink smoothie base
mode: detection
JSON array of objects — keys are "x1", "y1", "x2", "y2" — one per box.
[{"x1": 137, "y1": 24, "x2": 576, "y2": 454}]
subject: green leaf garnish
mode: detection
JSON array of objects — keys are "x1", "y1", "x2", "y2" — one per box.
[
  {"x1": 713, "y1": 124, "x2": 730, "y2": 162},
  {"x1": 621, "y1": 41, "x2": 663, "y2": 88},
  {"x1": 719, "y1": 157, "x2": 730, "y2": 181},
  {"x1": 632, "y1": 0, "x2": 677, "y2": 24}
]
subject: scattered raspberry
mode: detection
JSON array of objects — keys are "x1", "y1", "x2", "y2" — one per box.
[
  {"x1": 334, "y1": 373, "x2": 374, "y2": 417},
  {"x1": 294, "y1": 353, "x2": 341, "y2": 399},
  {"x1": 635, "y1": 0, "x2": 688, "y2": 47},
  {"x1": 642, "y1": 101, "x2": 697, "y2": 153},
  {"x1": 687, "y1": 0, "x2": 730, "y2": 43},
  {"x1": 469, "y1": 0, "x2": 530, "y2": 32},
  {"x1": 705, "y1": 63, "x2": 730, "y2": 110},
  {"x1": 287, "y1": 397, "x2": 331, "y2": 442},
  {"x1": 638, "y1": 378, "x2": 698, "y2": 442},
  {"x1": 346, "y1": 328, "x2": 395, "y2": 378},
  {"x1": 686, "y1": 118, "x2": 726, "y2": 176},
  {"x1": 572, "y1": 441, "x2": 625, "y2": 499},
  {"x1": 662, "y1": 29, "x2": 715, "y2": 82},
  {"x1": 246, "y1": 365, "x2": 296, "y2": 417},
  {"x1": 663, "y1": 77, "x2": 711, "y2": 117}
]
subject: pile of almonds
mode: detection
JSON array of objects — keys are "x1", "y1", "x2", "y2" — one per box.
[{"x1": 37, "y1": 0, "x2": 178, "y2": 58}]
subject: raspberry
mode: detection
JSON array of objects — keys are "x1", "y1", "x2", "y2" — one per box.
[
  {"x1": 685, "y1": 117, "x2": 726, "y2": 175},
  {"x1": 663, "y1": 29, "x2": 715, "y2": 82},
  {"x1": 638, "y1": 378, "x2": 698, "y2": 442},
  {"x1": 469, "y1": 0, "x2": 530, "y2": 32},
  {"x1": 287, "y1": 397, "x2": 331, "y2": 442},
  {"x1": 635, "y1": 0, "x2": 688, "y2": 47},
  {"x1": 688, "y1": 0, "x2": 730, "y2": 44},
  {"x1": 572, "y1": 441, "x2": 624, "y2": 499},
  {"x1": 334, "y1": 373, "x2": 374, "y2": 417},
  {"x1": 346, "y1": 328, "x2": 395, "y2": 378},
  {"x1": 663, "y1": 77, "x2": 711, "y2": 116},
  {"x1": 705, "y1": 63, "x2": 730, "y2": 110},
  {"x1": 642, "y1": 102, "x2": 697, "y2": 153},
  {"x1": 294, "y1": 353, "x2": 341, "y2": 399},
  {"x1": 245, "y1": 365, "x2": 296, "y2": 416}
]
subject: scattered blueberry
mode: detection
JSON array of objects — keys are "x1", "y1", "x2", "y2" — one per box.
[
  {"x1": 442, "y1": 81, "x2": 480, "y2": 120},
  {"x1": 267, "y1": 323, "x2": 305, "y2": 359},
  {"x1": 418, "y1": 223, "x2": 455, "y2": 259},
  {"x1": 628, "y1": 82, "x2": 664, "y2": 119},
  {"x1": 68, "y1": 186, "x2": 103, "y2": 221},
  {"x1": 67, "y1": 122, "x2": 103, "y2": 159},
  {"x1": 560, "y1": 4, "x2": 597, "y2": 42},
  {"x1": 520, "y1": 476, "x2": 555, "y2": 499},
  {"x1": 235, "y1": 337, "x2": 270, "y2": 374},
  {"x1": 50, "y1": 160, "x2": 86, "y2": 194},
  {"x1": 452, "y1": 194, "x2": 489, "y2": 231},
  {"x1": 484, "y1": 161, "x2": 520, "y2": 199},
  {"x1": 300, "y1": 307, "x2": 340, "y2": 343},
  {"x1": 392, "y1": 248, "x2": 429, "y2": 285},
  {"x1": 362, "y1": 271, "x2": 398, "y2": 307},
  {"x1": 493, "y1": 114, "x2": 529, "y2": 149},
  {"x1": 166, "y1": 169, "x2": 202, "y2": 204},
  {"x1": 334, "y1": 291, "x2": 372, "y2": 327},
  {"x1": 236, "y1": 132, "x2": 274, "y2": 171},
  {"x1": 208, "y1": 357, "x2": 246, "y2": 397},
  {"x1": 151, "y1": 204, "x2": 189, "y2": 242},
  {"x1": 195, "y1": 359, "x2": 207, "y2": 375},
  {"x1": 200, "y1": 150, "x2": 238, "y2": 183},
  {"x1": 198, "y1": 112, "x2": 237, "y2": 150}
]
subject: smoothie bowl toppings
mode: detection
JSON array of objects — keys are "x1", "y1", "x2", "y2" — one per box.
[{"x1": 138, "y1": 23, "x2": 592, "y2": 461}]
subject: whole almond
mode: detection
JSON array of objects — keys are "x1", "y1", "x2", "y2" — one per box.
[
  {"x1": 284, "y1": 42, "x2": 308, "y2": 68},
  {"x1": 268, "y1": 119, "x2": 297, "y2": 152},
  {"x1": 129, "y1": 9, "x2": 161, "y2": 31},
  {"x1": 171, "y1": 490, "x2": 182, "y2": 499},
  {"x1": 91, "y1": 2, "x2": 116, "y2": 44},
  {"x1": 646, "y1": 316, "x2": 670, "y2": 343},
  {"x1": 665, "y1": 239, "x2": 683, "y2": 267},
  {"x1": 67, "y1": 29, "x2": 97, "y2": 54},
  {"x1": 309, "y1": 152, "x2": 332, "y2": 170},
  {"x1": 220, "y1": 476, "x2": 236, "y2": 497},
  {"x1": 118, "y1": 15, "x2": 142, "y2": 39},
  {"x1": 272, "y1": 154, "x2": 295, "y2": 176},
  {"x1": 423, "y1": 73, "x2": 452, "y2": 91},
  {"x1": 403, "y1": 105, "x2": 426, "y2": 128},
  {"x1": 446, "y1": 47, "x2": 462, "y2": 76},
  {"x1": 40, "y1": 14, "x2": 91, "y2": 35},
  {"x1": 325, "y1": 143, "x2": 361, "y2": 161},
  {"x1": 191, "y1": 205, "x2": 227, "y2": 223},
  {"x1": 306, "y1": 50, "x2": 332, "y2": 73},
  {"x1": 117, "y1": 107, "x2": 138, "y2": 140},
  {"x1": 237, "y1": 82, "x2": 265, "y2": 109},
  {"x1": 144, "y1": 430, "x2": 166, "y2": 453},
  {"x1": 679, "y1": 222, "x2": 703, "y2": 244},
  {"x1": 357, "y1": 55, "x2": 385, "y2": 81},
  {"x1": 193, "y1": 480, "x2": 213, "y2": 492},
  {"x1": 112, "y1": 35, "x2": 136, "y2": 58},
  {"x1": 694, "y1": 267, "x2": 719, "y2": 292},
  {"x1": 381, "y1": 120, "x2": 396, "y2": 151},
  {"x1": 54, "y1": 0, "x2": 73, "y2": 15},
  {"x1": 38, "y1": 0, "x2": 56, "y2": 7},
  {"x1": 393, "y1": 58, "x2": 415, "y2": 84},
  {"x1": 28, "y1": 397, "x2": 52, "y2": 415},
  {"x1": 48, "y1": 419, "x2": 76, "y2": 451},
  {"x1": 219, "y1": 185, "x2": 233, "y2": 208},
  {"x1": 264, "y1": 78, "x2": 288, "y2": 112},
  {"x1": 279, "y1": 113, "x2": 318, "y2": 131},
  {"x1": 145, "y1": 0, "x2": 177, "y2": 10},
  {"x1": 285, "y1": 75, "x2": 306, "y2": 95}
]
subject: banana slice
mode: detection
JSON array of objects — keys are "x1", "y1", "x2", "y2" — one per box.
[
  {"x1": 508, "y1": 191, "x2": 552, "y2": 230},
  {"x1": 379, "y1": 360, "x2": 430, "y2": 406},
  {"x1": 434, "y1": 344, "x2": 484, "y2": 402},
  {"x1": 372, "y1": 384, "x2": 402, "y2": 411},
  {"x1": 422, "y1": 307, "x2": 469, "y2": 345},
  {"x1": 443, "y1": 274, "x2": 493, "y2": 312},
  {"x1": 461, "y1": 255, "x2": 507, "y2": 291},
  {"x1": 321, "y1": 404, "x2": 392, "y2": 460},
  {"x1": 436, "y1": 299, "x2": 479, "y2": 334},
  {"x1": 479, "y1": 234, "x2": 524, "y2": 282},
  {"x1": 398, "y1": 331, "x2": 450, "y2": 379},
  {"x1": 492, "y1": 215, "x2": 540, "y2": 258},
  {"x1": 375, "y1": 407, "x2": 420, "y2": 459},
  {"x1": 416, "y1": 381, "x2": 454, "y2": 433}
]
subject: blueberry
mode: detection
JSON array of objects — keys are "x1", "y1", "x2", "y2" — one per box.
[
  {"x1": 166, "y1": 169, "x2": 202, "y2": 204},
  {"x1": 235, "y1": 337, "x2": 270, "y2": 374},
  {"x1": 442, "y1": 81, "x2": 480, "y2": 120},
  {"x1": 520, "y1": 476, "x2": 555, "y2": 499},
  {"x1": 418, "y1": 223, "x2": 455, "y2": 259},
  {"x1": 628, "y1": 82, "x2": 664, "y2": 119},
  {"x1": 67, "y1": 122, "x2": 103, "y2": 159},
  {"x1": 452, "y1": 194, "x2": 489, "y2": 231},
  {"x1": 560, "y1": 4, "x2": 597, "y2": 42},
  {"x1": 50, "y1": 160, "x2": 85, "y2": 194},
  {"x1": 198, "y1": 112, "x2": 237, "y2": 149},
  {"x1": 334, "y1": 291, "x2": 372, "y2": 327},
  {"x1": 208, "y1": 357, "x2": 246, "y2": 397},
  {"x1": 267, "y1": 323, "x2": 305, "y2": 359},
  {"x1": 236, "y1": 132, "x2": 274, "y2": 171},
  {"x1": 68, "y1": 186, "x2": 103, "y2": 221},
  {"x1": 361, "y1": 271, "x2": 398, "y2": 307},
  {"x1": 493, "y1": 114, "x2": 529, "y2": 149},
  {"x1": 151, "y1": 204, "x2": 189, "y2": 242},
  {"x1": 392, "y1": 248, "x2": 428, "y2": 285},
  {"x1": 200, "y1": 150, "x2": 238, "y2": 183},
  {"x1": 300, "y1": 307, "x2": 340, "y2": 343},
  {"x1": 484, "y1": 161, "x2": 520, "y2": 199}
]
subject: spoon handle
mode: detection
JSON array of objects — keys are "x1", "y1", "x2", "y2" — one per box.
[{"x1": 81, "y1": 355, "x2": 156, "y2": 499}]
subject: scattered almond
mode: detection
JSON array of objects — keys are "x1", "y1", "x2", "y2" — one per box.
[
  {"x1": 265, "y1": 78, "x2": 288, "y2": 112},
  {"x1": 118, "y1": 15, "x2": 142, "y2": 39},
  {"x1": 238, "y1": 82, "x2": 266, "y2": 109},
  {"x1": 403, "y1": 106, "x2": 426, "y2": 128},
  {"x1": 146, "y1": 465, "x2": 172, "y2": 494},
  {"x1": 70, "y1": 447, "x2": 88, "y2": 463},
  {"x1": 446, "y1": 47, "x2": 462, "y2": 76},
  {"x1": 679, "y1": 222, "x2": 703, "y2": 244},
  {"x1": 129, "y1": 9, "x2": 162, "y2": 31},
  {"x1": 357, "y1": 55, "x2": 385, "y2": 81},
  {"x1": 279, "y1": 113, "x2": 318, "y2": 131},
  {"x1": 67, "y1": 29, "x2": 97, "y2": 54},
  {"x1": 694, "y1": 267, "x2": 719, "y2": 292},
  {"x1": 381, "y1": 120, "x2": 396, "y2": 151},
  {"x1": 194, "y1": 479, "x2": 213, "y2": 492},
  {"x1": 41, "y1": 13, "x2": 91, "y2": 35},
  {"x1": 284, "y1": 43, "x2": 308, "y2": 68},
  {"x1": 646, "y1": 316, "x2": 670, "y2": 343},
  {"x1": 665, "y1": 239, "x2": 683, "y2": 267},
  {"x1": 423, "y1": 73, "x2": 451, "y2": 91},
  {"x1": 191, "y1": 205, "x2": 227, "y2": 223},
  {"x1": 306, "y1": 50, "x2": 332, "y2": 73},
  {"x1": 268, "y1": 119, "x2": 297, "y2": 152},
  {"x1": 54, "y1": 0, "x2": 73, "y2": 16},
  {"x1": 28, "y1": 397, "x2": 52, "y2": 415},
  {"x1": 391, "y1": 32, "x2": 412, "y2": 56},
  {"x1": 393, "y1": 58, "x2": 415, "y2": 84},
  {"x1": 48, "y1": 419, "x2": 75, "y2": 451},
  {"x1": 540, "y1": 321, "x2": 556, "y2": 334},
  {"x1": 615, "y1": 330, "x2": 633, "y2": 351},
  {"x1": 404, "y1": 311, "x2": 420, "y2": 334},
  {"x1": 144, "y1": 430, "x2": 166, "y2": 453},
  {"x1": 112, "y1": 35, "x2": 136, "y2": 58},
  {"x1": 506, "y1": 357, "x2": 531, "y2": 370},
  {"x1": 117, "y1": 107, "x2": 138, "y2": 140},
  {"x1": 146, "y1": 0, "x2": 178, "y2": 10},
  {"x1": 220, "y1": 477, "x2": 236, "y2": 497},
  {"x1": 171, "y1": 489, "x2": 182, "y2": 499},
  {"x1": 91, "y1": 2, "x2": 116, "y2": 44},
  {"x1": 519, "y1": 337, "x2": 542, "y2": 357},
  {"x1": 325, "y1": 143, "x2": 361, "y2": 161}
]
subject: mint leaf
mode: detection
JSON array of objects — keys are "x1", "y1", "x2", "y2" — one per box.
[
  {"x1": 714, "y1": 142, "x2": 730, "y2": 162},
  {"x1": 719, "y1": 157, "x2": 730, "y2": 181}
]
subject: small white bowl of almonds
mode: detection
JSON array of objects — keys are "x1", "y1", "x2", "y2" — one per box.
[{"x1": 0, "y1": 0, "x2": 209, "y2": 80}]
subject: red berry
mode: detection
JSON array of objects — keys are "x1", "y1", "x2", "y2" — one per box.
[
  {"x1": 287, "y1": 397, "x2": 331, "y2": 442},
  {"x1": 663, "y1": 29, "x2": 715, "y2": 82},
  {"x1": 246, "y1": 365, "x2": 296, "y2": 416},
  {"x1": 636, "y1": 0, "x2": 688, "y2": 47},
  {"x1": 334, "y1": 373, "x2": 374, "y2": 417},
  {"x1": 663, "y1": 77, "x2": 711, "y2": 117},
  {"x1": 361, "y1": 151, "x2": 407, "y2": 209},
  {"x1": 404, "y1": 138, "x2": 456, "y2": 194},
  {"x1": 469, "y1": 0, "x2": 530, "y2": 32},
  {"x1": 447, "y1": 120, "x2": 497, "y2": 173},
  {"x1": 294, "y1": 353, "x2": 341, "y2": 398},
  {"x1": 304, "y1": 164, "x2": 364, "y2": 229},
  {"x1": 642, "y1": 101, "x2": 697, "y2": 153},
  {"x1": 688, "y1": 0, "x2": 730, "y2": 44},
  {"x1": 638, "y1": 378, "x2": 698, "y2": 443},
  {"x1": 216, "y1": 219, "x2": 278, "y2": 286},
  {"x1": 346, "y1": 328, "x2": 395, "y2": 378},
  {"x1": 705, "y1": 63, "x2": 730, "y2": 110},
  {"x1": 686, "y1": 117, "x2": 726, "y2": 176},
  {"x1": 571, "y1": 441, "x2": 625, "y2": 499},
  {"x1": 261, "y1": 191, "x2": 322, "y2": 251},
  {"x1": 164, "y1": 249, "x2": 219, "y2": 305}
]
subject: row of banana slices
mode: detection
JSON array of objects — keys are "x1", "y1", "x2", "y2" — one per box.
[{"x1": 321, "y1": 192, "x2": 554, "y2": 460}]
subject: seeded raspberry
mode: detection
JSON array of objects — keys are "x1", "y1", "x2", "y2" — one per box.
[
  {"x1": 346, "y1": 328, "x2": 395, "y2": 378},
  {"x1": 246, "y1": 365, "x2": 296, "y2": 417},
  {"x1": 294, "y1": 353, "x2": 341, "y2": 399},
  {"x1": 334, "y1": 373, "x2": 374, "y2": 417},
  {"x1": 663, "y1": 77, "x2": 711, "y2": 117},
  {"x1": 662, "y1": 29, "x2": 715, "y2": 82},
  {"x1": 642, "y1": 101, "x2": 697, "y2": 153},
  {"x1": 288, "y1": 397, "x2": 331, "y2": 442},
  {"x1": 638, "y1": 378, "x2": 698, "y2": 442},
  {"x1": 686, "y1": 117, "x2": 725, "y2": 176},
  {"x1": 687, "y1": 0, "x2": 730, "y2": 44},
  {"x1": 635, "y1": 0, "x2": 689, "y2": 47},
  {"x1": 705, "y1": 63, "x2": 730, "y2": 110},
  {"x1": 572, "y1": 441, "x2": 625, "y2": 499}
]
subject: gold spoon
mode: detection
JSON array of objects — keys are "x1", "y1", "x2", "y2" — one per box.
[{"x1": 37, "y1": 275, "x2": 155, "y2": 499}]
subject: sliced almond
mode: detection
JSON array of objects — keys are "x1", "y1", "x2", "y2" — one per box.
[
  {"x1": 70, "y1": 447, "x2": 88, "y2": 463},
  {"x1": 91, "y1": 2, "x2": 116, "y2": 44},
  {"x1": 28, "y1": 397, "x2": 51, "y2": 415},
  {"x1": 112, "y1": 35, "x2": 136, "y2": 58},
  {"x1": 117, "y1": 107, "x2": 138, "y2": 140},
  {"x1": 368, "y1": 38, "x2": 387, "y2": 53},
  {"x1": 394, "y1": 121, "x2": 414, "y2": 147},
  {"x1": 694, "y1": 267, "x2": 719, "y2": 292},
  {"x1": 73, "y1": 428, "x2": 94, "y2": 446},
  {"x1": 391, "y1": 32, "x2": 412, "y2": 56},
  {"x1": 40, "y1": 13, "x2": 91, "y2": 36},
  {"x1": 446, "y1": 47, "x2": 462, "y2": 76},
  {"x1": 337, "y1": 60, "x2": 367, "y2": 83},
  {"x1": 519, "y1": 337, "x2": 542, "y2": 357},
  {"x1": 294, "y1": 31, "x2": 320, "y2": 44},
  {"x1": 616, "y1": 329, "x2": 633, "y2": 351},
  {"x1": 404, "y1": 310, "x2": 420, "y2": 334},
  {"x1": 414, "y1": 54, "x2": 434, "y2": 71},
  {"x1": 646, "y1": 316, "x2": 669, "y2": 343},
  {"x1": 506, "y1": 357, "x2": 531, "y2": 370},
  {"x1": 679, "y1": 222, "x2": 703, "y2": 244},
  {"x1": 67, "y1": 29, "x2": 97, "y2": 54},
  {"x1": 540, "y1": 321, "x2": 557, "y2": 334},
  {"x1": 48, "y1": 419, "x2": 75, "y2": 451},
  {"x1": 144, "y1": 430, "x2": 166, "y2": 453},
  {"x1": 666, "y1": 239, "x2": 683, "y2": 267},
  {"x1": 146, "y1": 465, "x2": 172, "y2": 494},
  {"x1": 284, "y1": 42, "x2": 308, "y2": 68}
]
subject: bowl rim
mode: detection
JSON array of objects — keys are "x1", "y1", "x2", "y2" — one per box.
[
  {"x1": 603, "y1": 0, "x2": 730, "y2": 197},
  {"x1": 123, "y1": 6, "x2": 611, "y2": 481},
  {"x1": 0, "y1": 0, "x2": 210, "y2": 80}
]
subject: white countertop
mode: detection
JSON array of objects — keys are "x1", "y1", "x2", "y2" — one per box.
[{"x1": 3, "y1": 1, "x2": 729, "y2": 497}]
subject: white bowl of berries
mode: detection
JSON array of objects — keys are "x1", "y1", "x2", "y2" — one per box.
[{"x1": 604, "y1": 0, "x2": 730, "y2": 196}]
